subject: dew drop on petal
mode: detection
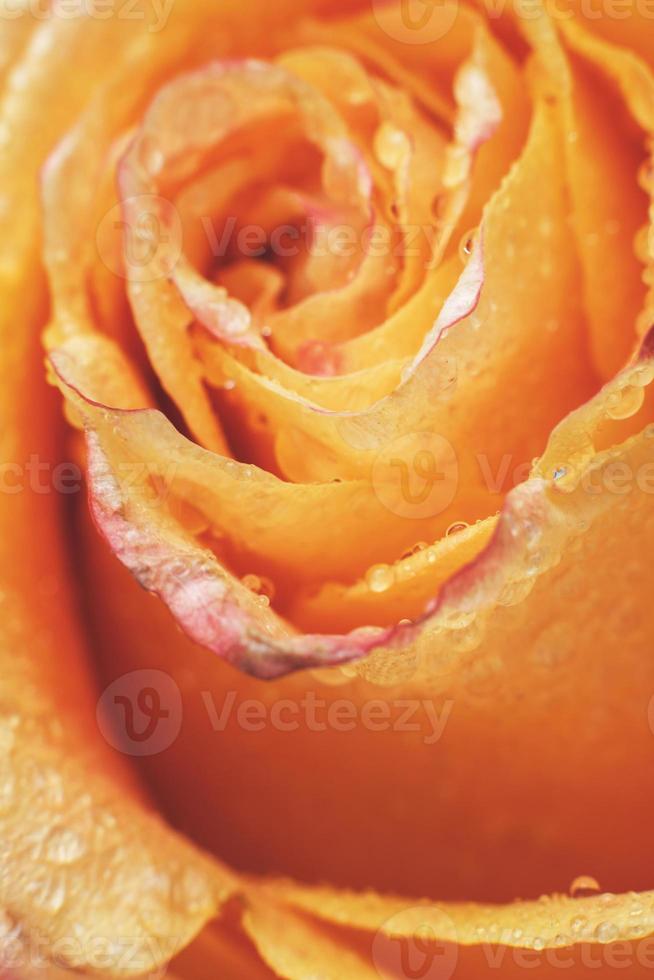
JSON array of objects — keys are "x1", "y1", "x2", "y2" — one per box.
[
  {"x1": 458, "y1": 228, "x2": 477, "y2": 263},
  {"x1": 631, "y1": 362, "x2": 654, "y2": 388},
  {"x1": 45, "y1": 826, "x2": 86, "y2": 865},
  {"x1": 219, "y1": 301, "x2": 251, "y2": 337},
  {"x1": 570, "y1": 915, "x2": 589, "y2": 936},
  {"x1": 569, "y1": 875, "x2": 601, "y2": 898},
  {"x1": 374, "y1": 121, "x2": 410, "y2": 171},
  {"x1": 595, "y1": 921, "x2": 618, "y2": 944},
  {"x1": 366, "y1": 563, "x2": 394, "y2": 593},
  {"x1": 138, "y1": 135, "x2": 164, "y2": 175},
  {"x1": 346, "y1": 85, "x2": 371, "y2": 107},
  {"x1": 402, "y1": 541, "x2": 428, "y2": 559},
  {"x1": 242, "y1": 574, "x2": 275, "y2": 603},
  {"x1": 446, "y1": 521, "x2": 469, "y2": 536},
  {"x1": 606, "y1": 384, "x2": 645, "y2": 420}
]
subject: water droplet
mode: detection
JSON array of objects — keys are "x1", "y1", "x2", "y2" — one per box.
[
  {"x1": 497, "y1": 577, "x2": 534, "y2": 606},
  {"x1": 223, "y1": 378, "x2": 236, "y2": 391},
  {"x1": 458, "y1": 228, "x2": 477, "y2": 263},
  {"x1": 446, "y1": 521, "x2": 468, "y2": 536},
  {"x1": 606, "y1": 384, "x2": 645, "y2": 420},
  {"x1": 172, "y1": 867, "x2": 210, "y2": 915},
  {"x1": 553, "y1": 466, "x2": 567, "y2": 480},
  {"x1": 218, "y1": 301, "x2": 251, "y2": 337},
  {"x1": 138, "y1": 136, "x2": 164, "y2": 176},
  {"x1": 346, "y1": 85, "x2": 371, "y2": 107},
  {"x1": 570, "y1": 875, "x2": 601, "y2": 898},
  {"x1": 296, "y1": 340, "x2": 340, "y2": 376},
  {"x1": 631, "y1": 362, "x2": 654, "y2": 387},
  {"x1": 242, "y1": 574, "x2": 275, "y2": 603},
  {"x1": 595, "y1": 921, "x2": 618, "y2": 943},
  {"x1": 366, "y1": 563, "x2": 394, "y2": 593},
  {"x1": 570, "y1": 915, "x2": 589, "y2": 935},
  {"x1": 45, "y1": 827, "x2": 85, "y2": 865},
  {"x1": 402, "y1": 541, "x2": 428, "y2": 559},
  {"x1": 374, "y1": 121, "x2": 410, "y2": 170}
]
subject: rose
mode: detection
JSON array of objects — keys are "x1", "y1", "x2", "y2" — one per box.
[{"x1": 1, "y1": 0, "x2": 654, "y2": 975}]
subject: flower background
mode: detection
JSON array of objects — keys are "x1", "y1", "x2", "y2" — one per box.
[{"x1": 1, "y1": 0, "x2": 654, "y2": 976}]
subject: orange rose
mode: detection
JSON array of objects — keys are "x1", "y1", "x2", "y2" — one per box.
[{"x1": 1, "y1": 0, "x2": 654, "y2": 975}]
